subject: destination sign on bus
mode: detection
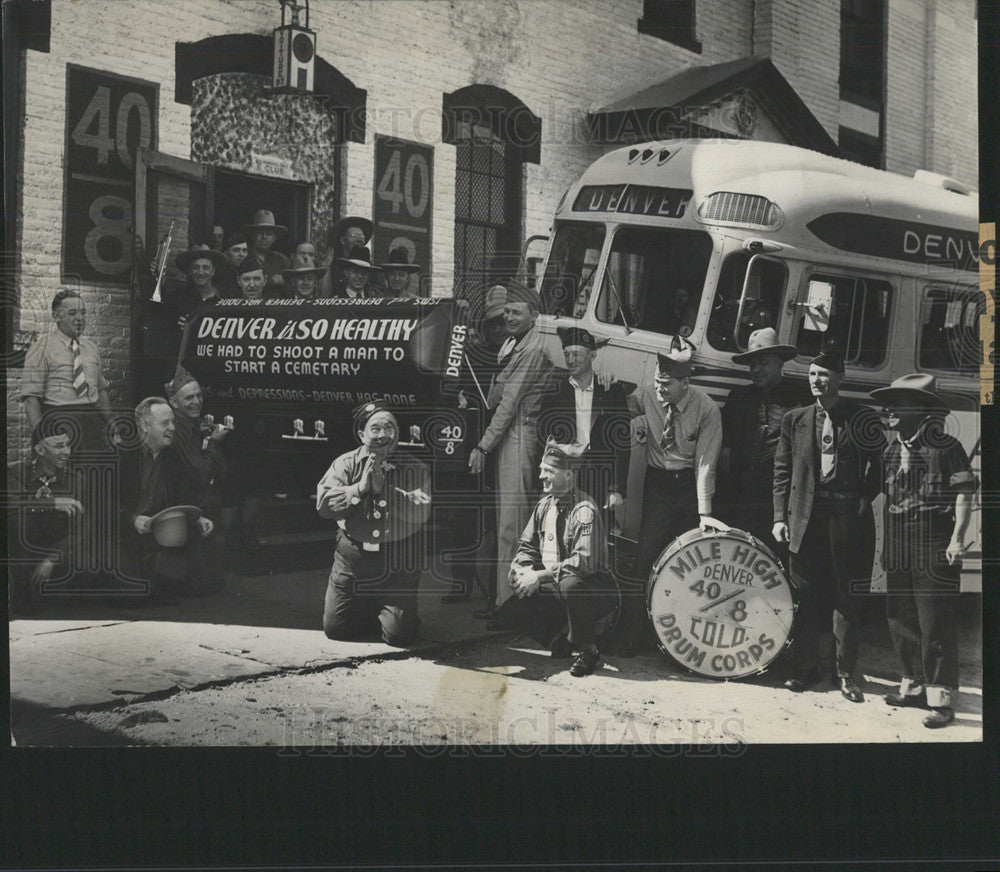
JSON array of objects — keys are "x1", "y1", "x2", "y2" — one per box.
[{"x1": 572, "y1": 184, "x2": 693, "y2": 219}]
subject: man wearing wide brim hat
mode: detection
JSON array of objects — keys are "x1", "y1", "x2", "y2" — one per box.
[
  {"x1": 720, "y1": 328, "x2": 811, "y2": 556},
  {"x1": 243, "y1": 209, "x2": 290, "y2": 297},
  {"x1": 468, "y1": 279, "x2": 554, "y2": 621},
  {"x1": 281, "y1": 254, "x2": 327, "y2": 300},
  {"x1": 336, "y1": 244, "x2": 381, "y2": 298},
  {"x1": 315, "y1": 400, "x2": 431, "y2": 646},
  {"x1": 870, "y1": 373, "x2": 977, "y2": 728},
  {"x1": 170, "y1": 245, "x2": 226, "y2": 336},
  {"x1": 323, "y1": 216, "x2": 374, "y2": 297},
  {"x1": 613, "y1": 335, "x2": 727, "y2": 655},
  {"x1": 378, "y1": 246, "x2": 421, "y2": 298}
]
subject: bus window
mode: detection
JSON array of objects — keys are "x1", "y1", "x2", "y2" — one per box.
[
  {"x1": 594, "y1": 227, "x2": 712, "y2": 334},
  {"x1": 794, "y1": 273, "x2": 893, "y2": 366},
  {"x1": 707, "y1": 253, "x2": 787, "y2": 352},
  {"x1": 539, "y1": 222, "x2": 605, "y2": 317},
  {"x1": 918, "y1": 287, "x2": 984, "y2": 373}
]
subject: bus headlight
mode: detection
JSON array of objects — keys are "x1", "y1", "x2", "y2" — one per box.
[{"x1": 695, "y1": 192, "x2": 784, "y2": 231}]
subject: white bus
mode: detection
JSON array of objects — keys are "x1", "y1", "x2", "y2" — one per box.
[{"x1": 535, "y1": 139, "x2": 982, "y2": 587}]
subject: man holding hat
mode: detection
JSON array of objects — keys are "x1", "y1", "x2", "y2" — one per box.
[
  {"x1": 505, "y1": 441, "x2": 620, "y2": 677},
  {"x1": 322, "y1": 216, "x2": 373, "y2": 297},
  {"x1": 870, "y1": 374, "x2": 977, "y2": 728},
  {"x1": 244, "y1": 209, "x2": 290, "y2": 297},
  {"x1": 316, "y1": 400, "x2": 432, "y2": 646},
  {"x1": 618, "y1": 335, "x2": 726, "y2": 654},
  {"x1": 337, "y1": 245, "x2": 381, "y2": 298},
  {"x1": 378, "y1": 246, "x2": 422, "y2": 298},
  {"x1": 467, "y1": 282, "x2": 554, "y2": 619},
  {"x1": 772, "y1": 351, "x2": 882, "y2": 701},
  {"x1": 721, "y1": 328, "x2": 811, "y2": 555},
  {"x1": 538, "y1": 326, "x2": 634, "y2": 528},
  {"x1": 280, "y1": 254, "x2": 327, "y2": 301}
]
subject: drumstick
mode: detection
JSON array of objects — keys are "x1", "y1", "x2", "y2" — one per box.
[{"x1": 698, "y1": 588, "x2": 745, "y2": 613}]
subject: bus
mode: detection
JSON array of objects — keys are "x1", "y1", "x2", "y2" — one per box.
[{"x1": 535, "y1": 139, "x2": 983, "y2": 588}]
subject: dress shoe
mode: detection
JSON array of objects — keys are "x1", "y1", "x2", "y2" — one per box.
[
  {"x1": 569, "y1": 649, "x2": 603, "y2": 677},
  {"x1": 922, "y1": 707, "x2": 955, "y2": 729},
  {"x1": 884, "y1": 690, "x2": 928, "y2": 709},
  {"x1": 783, "y1": 668, "x2": 821, "y2": 693},
  {"x1": 839, "y1": 676, "x2": 864, "y2": 703},
  {"x1": 549, "y1": 634, "x2": 573, "y2": 659}
]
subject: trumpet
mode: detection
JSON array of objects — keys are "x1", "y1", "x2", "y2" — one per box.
[{"x1": 150, "y1": 219, "x2": 175, "y2": 303}]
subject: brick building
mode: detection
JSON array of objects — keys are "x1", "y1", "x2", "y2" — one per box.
[{"x1": 3, "y1": 0, "x2": 978, "y2": 458}]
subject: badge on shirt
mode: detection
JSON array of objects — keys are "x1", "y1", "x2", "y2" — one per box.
[{"x1": 574, "y1": 504, "x2": 595, "y2": 533}]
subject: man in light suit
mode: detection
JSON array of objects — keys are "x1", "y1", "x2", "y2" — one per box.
[
  {"x1": 468, "y1": 283, "x2": 554, "y2": 621},
  {"x1": 772, "y1": 351, "x2": 882, "y2": 701}
]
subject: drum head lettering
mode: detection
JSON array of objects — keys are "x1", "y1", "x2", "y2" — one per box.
[{"x1": 648, "y1": 528, "x2": 794, "y2": 680}]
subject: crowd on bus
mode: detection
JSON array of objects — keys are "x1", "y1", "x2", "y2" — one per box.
[{"x1": 10, "y1": 205, "x2": 979, "y2": 730}]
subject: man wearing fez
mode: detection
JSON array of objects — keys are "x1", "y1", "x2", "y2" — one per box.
[
  {"x1": 337, "y1": 245, "x2": 381, "y2": 299},
  {"x1": 378, "y1": 247, "x2": 422, "y2": 298},
  {"x1": 165, "y1": 367, "x2": 229, "y2": 509},
  {"x1": 216, "y1": 232, "x2": 249, "y2": 298},
  {"x1": 280, "y1": 254, "x2": 327, "y2": 301},
  {"x1": 244, "y1": 210, "x2": 290, "y2": 297},
  {"x1": 117, "y1": 397, "x2": 216, "y2": 604},
  {"x1": 619, "y1": 335, "x2": 727, "y2": 655},
  {"x1": 468, "y1": 283, "x2": 554, "y2": 621},
  {"x1": 321, "y1": 216, "x2": 373, "y2": 297},
  {"x1": 7, "y1": 422, "x2": 84, "y2": 615},
  {"x1": 720, "y1": 328, "x2": 811, "y2": 557},
  {"x1": 316, "y1": 401, "x2": 432, "y2": 646},
  {"x1": 22, "y1": 290, "x2": 114, "y2": 455},
  {"x1": 506, "y1": 441, "x2": 619, "y2": 676},
  {"x1": 870, "y1": 374, "x2": 977, "y2": 728},
  {"x1": 773, "y1": 351, "x2": 881, "y2": 701},
  {"x1": 538, "y1": 326, "x2": 634, "y2": 530}
]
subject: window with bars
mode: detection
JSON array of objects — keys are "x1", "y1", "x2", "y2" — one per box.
[{"x1": 453, "y1": 124, "x2": 521, "y2": 296}]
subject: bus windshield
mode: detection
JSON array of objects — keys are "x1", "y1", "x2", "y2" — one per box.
[
  {"x1": 594, "y1": 227, "x2": 713, "y2": 335},
  {"x1": 540, "y1": 221, "x2": 605, "y2": 317}
]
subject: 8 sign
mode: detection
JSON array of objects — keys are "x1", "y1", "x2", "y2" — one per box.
[{"x1": 63, "y1": 65, "x2": 157, "y2": 285}]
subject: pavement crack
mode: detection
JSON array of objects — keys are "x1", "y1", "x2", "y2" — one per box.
[
  {"x1": 196, "y1": 643, "x2": 273, "y2": 665},
  {"x1": 31, "y1": 622, "x2": 130, "y2": 636}
]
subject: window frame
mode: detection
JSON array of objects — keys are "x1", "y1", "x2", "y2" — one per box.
[
  {"x1": 706, "y1": 251, "x2": 789, "y2": 354},
  {"x1": 916, "y1": 283, "x2": 985, "y2": 376},
  {"x1": 637, "y1": 0, "x2": 702, "y2": 54},
  {"x1": 539, "y1": 220, "x2": 607, "y2": 318}
]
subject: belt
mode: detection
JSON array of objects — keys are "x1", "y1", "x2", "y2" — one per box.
[
  {"x1": 815, "y1": 490, "x2": 859, "y2": 501},
  {"x1": 649, "y1": 466, "x2": 695, "y2": 479},
  {"x1": 341, "y1": 531, "x2": 381, "y2": 552}
]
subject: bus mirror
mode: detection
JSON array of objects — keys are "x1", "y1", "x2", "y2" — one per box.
[{"x1": 804, "y1": 281, "x2": 833, "y2": 332}]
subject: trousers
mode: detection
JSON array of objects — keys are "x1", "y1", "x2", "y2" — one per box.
[
  {"x1": 494, "y1": 420, "x2": 539, "y2": 607},
  {"x1": 503, "y1": 570, "x2": 619, "y2": 648}
]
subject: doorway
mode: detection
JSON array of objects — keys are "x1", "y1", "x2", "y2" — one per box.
[{"x1": 213, "y1": 170, "x2": 312, "y2": 256}]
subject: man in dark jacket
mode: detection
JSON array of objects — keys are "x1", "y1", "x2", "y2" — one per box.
[{"x1": 773, "y1": 351, "x2": 882, "y2": 701}]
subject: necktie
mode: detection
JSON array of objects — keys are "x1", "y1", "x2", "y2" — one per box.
[
  {"x1": 70, "y1": 339, "x2": 88, "y2": 398},
  {"x1": 660, "y1": 403, "x2": 677, "y2": 451},
  {"x1": 497, "y1": 337, "x2": 516, "y2": 362},
  {"x1": 819, "y1": 408, "x2": 836, "y2": 478}
]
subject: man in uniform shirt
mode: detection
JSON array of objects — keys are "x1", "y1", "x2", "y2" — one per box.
[
  {"x1": 22, "y1": 290, "x2": 114, "y2": 455},
  {"x1": 317, "y1": 401, "x2": 432, "y2": 647},
  {"x1": 244, "y1": 210, "x2": 290, "y2": 297},
  {"x1": 7, "y1": 423, "x2": 84, "y2": 614},
  {"x1": 467, "y1": 283, "x2": 554, "y2": 619},
  {"x1": 619, "y1": 336, "x2": 727, "y2": 654},
  {"x1": 870, "y1": 374, "x2": 977, "y2": 728},
  {"x1": 773, "y1": 351, "x2": 881, "y2": 701},
  {"x1": 720, "y1": 328, "x2": 811, "y2": 559},
  {"x1": 506, "y1": 442, "x2": 619, "y2": 676},
  {"x1": 538, "y1": 326, "x2": 633, "y2": 530}
]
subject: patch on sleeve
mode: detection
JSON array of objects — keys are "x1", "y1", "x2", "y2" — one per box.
[{"x1": 573, "y1": 504, "x2": 595, "y2": 529}]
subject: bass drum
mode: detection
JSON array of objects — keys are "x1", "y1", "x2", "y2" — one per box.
[{"x1": 647, "y1": 527, "x2": 795, "y2": 680}]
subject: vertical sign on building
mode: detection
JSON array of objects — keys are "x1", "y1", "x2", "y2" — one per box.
[
  {"x1": 63, "y1": 65, "x2": 157, "y2": 286},
  {"x1": 372, "y1": 136, "x2": 433, "y2": 293}
]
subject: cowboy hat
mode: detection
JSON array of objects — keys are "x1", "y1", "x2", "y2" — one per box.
[
  {"x1": 337, "y1": 245, "x2": 381, "y2": 271},
  {"x1": 243, "y1": 209, "x2": 287, "y2": 236},
  {"x1": 150, "y1": 505, "x2": 201, "y2": 548},
  {"x1": 732, "y1": 328, "x2": 798, "y2": 365},
  {"x1": 281, "y1": 253, "x2": 328, "y2": 281},
  {"x1": 870, "y1": 373, "x2": 950, "y2": 415},
  {"x1": 328, "y1": 215, "x2": 373, "y2": 247},
  {"x1": 379, "y1": 246, "x2": 421, "y2": 273},
  {"x1": 174, "y1": 245, "x2": 226, "y2": 274}
]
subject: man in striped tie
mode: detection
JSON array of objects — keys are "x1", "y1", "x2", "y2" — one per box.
[{"x1": 22, "y1": 290, "x2": 113, "y2": 456}]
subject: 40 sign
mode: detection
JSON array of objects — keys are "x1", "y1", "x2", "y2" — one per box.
[
  {"x1": 63, "y1": 66, "x2": 158, "y2": 286},
  {"x1": 372, "y1": 136, "x2": 433, "y2": 285}
]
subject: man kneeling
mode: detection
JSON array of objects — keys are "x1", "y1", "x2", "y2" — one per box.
[
  {"x1": 317, "y1": 401, "x2": 431, "y2": 646},
  {"x1": 505, "y1": 441, "x2": 619, "y2": 677}
]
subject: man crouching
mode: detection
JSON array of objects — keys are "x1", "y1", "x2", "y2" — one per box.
[
  {"x1": 505, "y1": 441, "x2": 619, "y2": 677},
  {"x1": 316, "y1": 401, "x2": 431, "y2": 646}
]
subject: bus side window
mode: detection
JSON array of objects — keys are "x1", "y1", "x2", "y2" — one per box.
[
  {"x1": 918, "y1": 287, "x2": 983, "y2": 373},
  {"x1": 539, "y1": 222, "x2": 606, "y2": 317},
  {"x1": 707, "y1": 254, "x2": 787, "y2": 352},
  {"x1": 794, "y1": 273, "x2": 892, "y2": 366}
]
